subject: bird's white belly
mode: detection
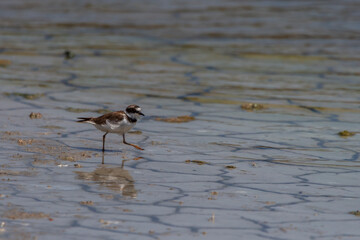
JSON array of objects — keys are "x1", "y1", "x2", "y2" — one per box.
[{"x1": 95, "y1": 121, "x2": 135, "y2": 134}]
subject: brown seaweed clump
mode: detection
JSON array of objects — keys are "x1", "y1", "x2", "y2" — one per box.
[
  {"x1": 17, "y1": 139, "x2": 34, "y2": 146},
  {"x1": 155, "y1": 115, "x2": 195, "y2": 123},
  {"x1": 338, "y1": 130, "x2": 356, "y2": 138},
  {"x1": 29, "y1": 112, "x2": 43, "y2": 119},
  {"x1": 185, "y1": 160, "x2": 208, "y2": 165},
  {"x1": 241, "y1": 103, "x2": 265, "y2": 111},
  {"x1": 80, "y1": 201, "x2": 93, "y2": 206},
  {"x1": 59, "y1": 152, "x2": 91, "y2": 162},
  {"x1": 225, "y1": 165, "x2": 236, "y2": 169}
]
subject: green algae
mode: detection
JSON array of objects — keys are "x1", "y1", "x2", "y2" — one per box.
[{"x1": 338, "y1": 130, "x2": 356, "y2": 138}]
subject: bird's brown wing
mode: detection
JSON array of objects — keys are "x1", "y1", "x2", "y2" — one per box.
[{"x1": 92, "y1": 111, "x2": 125, "y2": 125}]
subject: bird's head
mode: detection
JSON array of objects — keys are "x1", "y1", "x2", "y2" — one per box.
[{"x1": 126, "y1": 105, "x2": 145, "y2": 120}]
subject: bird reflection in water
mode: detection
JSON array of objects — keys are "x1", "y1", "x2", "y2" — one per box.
[{"x1": 75, "y1": 153, "x2": 137, "y2": 198}]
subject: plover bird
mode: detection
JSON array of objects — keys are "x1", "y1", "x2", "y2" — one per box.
[{"x1": 77, "y1": 105, "x2": 144, "y2": 152}]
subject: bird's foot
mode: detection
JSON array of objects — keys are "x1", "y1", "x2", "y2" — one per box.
[
  {"x1": 132, "y1": 144, "x2": 144, "y2": 151},
  {"x1": 124, "y1": 141, "x2": 144, "y2": 150}
]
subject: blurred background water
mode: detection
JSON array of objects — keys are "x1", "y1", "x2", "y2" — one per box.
[{"x1": 0, "y1": 1, "x2": 360, "y2": 239}]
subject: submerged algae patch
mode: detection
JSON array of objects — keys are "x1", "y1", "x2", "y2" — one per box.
[
  {"x1": 17, "y1": 139, "x2": 34, "y2": 146},
  {"x1": 3, "y1": 208, "x2": 49, "y2": 220},
  {"x1": 338, "y1": 130, "x2": 356, "y2": 138},
  {"x1": 185, "y1": 160, "x2": 209, "y2": 165},
  {"x1": 155, "y1": 115, "x2": 195, "y2": 123},
  {"x1": 80, "y1": 201, "x2": 94, "y2": 206},
  {"x1": 225, "y1": 165, "x2": 236, "y2": 169},
  {"x1": 241, "y1": 103, "x2": 266, "y2": 111},
  {"x1": 0, "y1": 169, "x2": 37, "y2": 177},
  {"x1": 5, "y1": 134, "x2": 92, "y2": 163},
  {"x1": 4, "y1": 92, "x2": 44, "y2": 100},
  {"x1": 29, "y1": 112, "x2": 43, "y2": 119}
]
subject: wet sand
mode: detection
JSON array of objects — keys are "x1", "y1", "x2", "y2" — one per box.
[{"x1": 0, "y1": 0, "x2": 360, "y2": 239}]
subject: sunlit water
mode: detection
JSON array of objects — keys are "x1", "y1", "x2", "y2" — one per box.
[{"x1": 0, "y1": 1, "x2": 359, "y2": 239}]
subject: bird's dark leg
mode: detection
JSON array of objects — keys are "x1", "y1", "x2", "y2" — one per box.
[
  {"x1": 102, "y1": 132, "x2": 108, "y2": 152},
  {"x1": 122, "y1": 134, "x2": 144, "y2": 150}
]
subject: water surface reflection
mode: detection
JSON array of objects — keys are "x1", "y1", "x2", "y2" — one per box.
[{"x1": 75, "y1": 158, "x2": 137, "y2": 198}]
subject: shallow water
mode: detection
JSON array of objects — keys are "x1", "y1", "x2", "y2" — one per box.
[{"x1": 0, "y1": 0, "x2": 360, "y2": 239}]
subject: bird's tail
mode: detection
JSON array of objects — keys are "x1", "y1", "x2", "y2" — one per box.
[{"x1": 77, "y1": 117, "x2": 94, "y2": 123}]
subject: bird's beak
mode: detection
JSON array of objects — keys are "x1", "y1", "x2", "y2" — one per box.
[{"x1": 139, "y1": 112, "x2": 145, "y2": 116}]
